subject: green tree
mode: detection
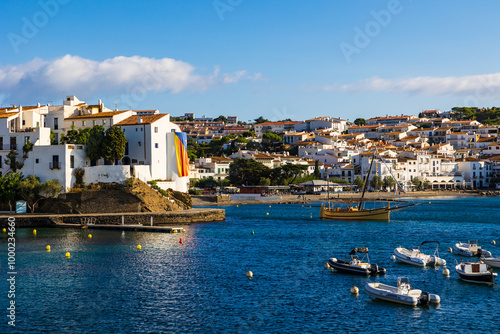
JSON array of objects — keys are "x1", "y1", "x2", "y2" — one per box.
[
  {"x1": 262, "y1": 133, "x2": 282, "y2": 144},
  {"x1": 0, "y1": 172, "x2": 23, "y2": 212},
  {"x1": 214, "y1": 115, "x2": 227, "y2": 123},
  {"x1": 103, "y1": 126, "x2": 127, "y2": 164},
  {"x1": 259, "y1": 177, "x2": 271, "y2": 186},
  {"x1": 18, "y1": 175, "x2": 42, "y2": 213},
  {"x1": 353, "y1": 176, "x2": 364, "y2": 189},
  {"x1": 228, "y1": 158, "x2": 271, "y2": 186},
  {"x1": 279, "y1": 164, "x2": 308, "y2": 184},
  {"x1": 354, "y1": 118, "x2": 366, "y2": 126},
  {"x1": 254, "y1": 116, "x2": 270, "y2": 124},
  {"x1": 423, "y1": 179, "x2": 431, "y2": 189},
  {"x1": 195, "y1": 176, "x2": 219, "y2": 189},
  {"x1": 242, "y1": 131, "x2": 256, "y2": 137},
  {"x1": 86, "y1": 125, "x2": 106, "y2": 162},
  {"x1": 4, "y1": 149, "x2": 23, "y2": 172},
  {"x1": 411, "y1": 176, "x2": 422, "y2": 190},
  {"x1": 370, "y1": 176, "x2": 383, "y2": 190},
  {"x1": 22, "y1": 141, "x2": 33, "y2": 157},
  {"x1": 383, "y1": 176, "x2": 396, "y2": 190},
  {"x1": 60, "y1": 127, "x2": 91, "y2": 144},
  {"x1": 313, "y1": 161, "x2": 321, "y2": 179},
  {"x1": 50, "y1": 130, "x2": 57, "y2": 145}
]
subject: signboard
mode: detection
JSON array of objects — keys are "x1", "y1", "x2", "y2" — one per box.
[{"x1": 16, "y1": 201, "x2": 27, "y2": 214}]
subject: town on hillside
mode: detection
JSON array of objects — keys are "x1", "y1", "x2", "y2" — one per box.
[
  {"x1": 1, "y1": 97, "x2": 500, "y2": 202},
  {"x1": 173, "y1": 109, "x2": 500, "y2": 193}
]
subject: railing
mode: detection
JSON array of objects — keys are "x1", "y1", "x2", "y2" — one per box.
[{"x1": 49, "y1": 162, "x2": 61, "y2": 170}]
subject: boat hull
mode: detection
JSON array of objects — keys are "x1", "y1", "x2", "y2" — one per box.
[
  {"x1": 393, "y1": 248, "x2": 425, "y2": 267},
  {"x1": 320, "y1": 205, "x2": 390, "y2": 221},
  {"x1": 393, "y1": 248, "x2": 446, "y2": 267},
  {"x1": 328, "y1": 258, "x2": 385, "y2": 276},
  {"x1": 455, "y1": 263, "x2": 496, "y2": 284},
  {"x1": 482, "y1": 257, "x2": 500, "y2": 268},
  {"x1": 365, "y1": 283, "x2": 440, "y2": 306}
]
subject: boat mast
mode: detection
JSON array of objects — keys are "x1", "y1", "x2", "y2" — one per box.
[{"x1": 358, "y1": 148, "x2": 377, "y2": 211}]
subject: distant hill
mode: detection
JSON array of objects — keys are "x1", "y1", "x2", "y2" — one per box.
[{"x1": 451, "y1": 107, "x2": 500, "y2": 124}]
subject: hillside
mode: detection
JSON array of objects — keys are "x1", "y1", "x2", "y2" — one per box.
[{"x1": 39, "y1": 179, "x2": 192, "y2": 214}]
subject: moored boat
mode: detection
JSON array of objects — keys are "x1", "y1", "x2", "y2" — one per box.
[
  {"x1": 393, "y1": 241, "x2": 446, "y2": 267},
  {"x1": 455, "y1": 260, "x2": 497, "y2": 284},
  {"x1": 328, "y1": 247, "x2": 386, "y2": 275},
  {"x1": 365, "y1": 277, "x2": 440, "y2": 306},
  {"x1": 453, "y1": 240, "x2": 492, "y2": 257},
  {"x1": 482, "y1": 257, "x2": 500, "y2": 268}
]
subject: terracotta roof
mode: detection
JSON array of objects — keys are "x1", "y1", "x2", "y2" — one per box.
[
  {"x1": 66, "y1": 110, "x2": 128, "y2": 120},
  {"x1": 0, "y1": 111, "x2": 19, "y2": 118},
  {"x1": 255, "y1": 121, "x2": 300, "y2": 126},
  {"x1": 115, "y1": 114, "x2": 168, "y2": 126}
]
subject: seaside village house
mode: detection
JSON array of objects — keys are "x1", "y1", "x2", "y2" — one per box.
[{"x1": 0, "y1": 96, "x2": 189, "y2": 193}]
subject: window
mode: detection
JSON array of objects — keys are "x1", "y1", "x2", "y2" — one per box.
[
  {"x1": 125, "y1": 142, "x2": 129, "y2": 155},
  {"x1": 140, "y1": 127, "x2": 143, "y2": 131},
  {"x1": 54, "y1": 118, "x2": 58, "y2": 130},
  {"x1": 138, "y1": 141, "x2": 141, "y2": 146},
  {"x1": 22, "y1": 120, "x2": 25, "y2": 125},
  {"x1": 93, "y1": 120, "x2": 96, "y2": 126},
  {"x1": 154, "y1": 127, "x2": 158, "y2": 133},
  {"x1": 136, "y1": 128, "x2": 138, "y2": 132},
  {"x1": 35, "y1": 159, "x2": 39, "y2": 163},
  {"x1": 155, "y1": 143, "x2": 158, "y2": 148},
  {"x1": 70, "y1": 155, "x2": 74, "y2": 168},
  {"x1": 72, "y1": 121, "x2": 75, "y2": 127},
  {"x1": 0, "y1": 157, "x2": 2, "y2": 168},
  {"x1": 103, "y1": 120, "x2": 107, "y2": 125},
  {"x1": 82, "y1": 121, "x2": 86, "y2": 126}
]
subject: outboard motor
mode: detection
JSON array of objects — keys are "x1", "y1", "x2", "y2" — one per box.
[
  {"x1": 418, "y1": 292, "x2": 430, "y2": 306},
  {"x1": 428, "y1": 256, "x2": 436, "y2": 266},
  {"x1": 370, "y1": 264, "x2": 379, "y2": 274}
]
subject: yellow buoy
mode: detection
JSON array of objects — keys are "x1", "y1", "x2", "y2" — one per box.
[
  {"x1": 137, "y1": 245, "x2": 142, "y2": 250},
  {"x1": 351, "y1": 286, "x2": 359, "y2": 295},
  {"x1": 65, "y1": 252, "x2": 70, "y2": 258},
  {"x1": 492, "y1": 240, "x2": 496, "y2": 245},
  {"x1": 33, "y1": 229, "x2": 37, "y2": 235},
  {"x1": 448, "y1": 247, "x2": 453, "y2": 253},
  {"x1": 269, "y1": 205, "x2": 271, "y2": 208},
  {"x1": 46, "y1": 245, "x2": 51, "y2": 251},
  {"x1": 236, "y1": 205, "x2": 239, "y2": 207},
  {"x1": 443, "y1": 268, "x2": 450, "y2": 277},
  {"x1": 173, "y1": 230, "x2": 178, "y2": 233},
  {"x1": 246, "y1": 271, "x2": 253, "y2": 278},
  {"x1": 309, "y1": 205, "x2": 311, "y2": 208},
  {"x1": 88, "y1": 234, "x2": 92, "y2": 239},
  {"x1": 310, "y1": 216, "x2": 312, "y2": 219},
  {"x1": 266, "y1": 212, "x2": 269, "y2": 215},
  {"x1": 2, "y1": 228, "x2": 6, "y2": 233},
  {"x1": 429, "y1": 202, "x2": 431, "y2": 204}
]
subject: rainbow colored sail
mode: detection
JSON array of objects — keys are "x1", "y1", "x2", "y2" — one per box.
[{"x1": 174, "y1": 132, "x2": 190, "y2": 177}]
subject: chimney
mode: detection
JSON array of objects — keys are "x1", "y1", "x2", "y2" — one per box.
[
  {"x1": 138, "y1": 117, "x2": 142, "y2": 124},
  {"x1": 37, "y1": 103, "x2": 40, "y2": 107}
]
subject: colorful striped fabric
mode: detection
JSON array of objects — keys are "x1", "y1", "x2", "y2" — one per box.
[{"x1": 174, "y1": 132, "x2": 190, "y2": 177}]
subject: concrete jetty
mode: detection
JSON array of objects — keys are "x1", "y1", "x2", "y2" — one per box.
[{"x1": 0, "y1": 208, "x2": 225, "y2": 229}]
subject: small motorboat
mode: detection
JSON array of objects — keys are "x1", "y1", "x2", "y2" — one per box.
[
  {"x1": 365, "y1": 277, "x2": 440, "y2": 306},
  {"x1": 328, "y1": 247, "x2": 386, "y2": 275},
  {"x1": 394, "y1": 241, "x2": 446, "y2": 267},
  {"x1": 481, "y1": 257, "x2": 500, "y2": 269},
  {"x1": 453, "y1": 240, "x2": 492, "y2": 257},
  {"x1": 455, "y1": 260, "x2": 497, "y2": 284}
]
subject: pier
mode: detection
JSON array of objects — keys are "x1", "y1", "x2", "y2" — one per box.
[{"x1": 0, "y1": 208, "x2": 225, "y2": 229}]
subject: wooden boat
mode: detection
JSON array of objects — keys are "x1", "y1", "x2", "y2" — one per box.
[
  {"x1": 453, "y1": 240, "x2": 492, "y2": 257},
  {"x1": 455, "y1": 260, "x2": 497, "y2": 284},
  {"x1": 481, "y1": 257, "x2": 500, "y2": 268},
  {"x1": 394, "y1": 241, "x2": 446, "y2": 267},
  {"x1": 365, "y1": 277, "x2": 440, "y2": 306},
  {"x1": 320, "y1": 149, "x2": 416, "y2": 221},
  {"x1": 327, "y1": 247, "x2": 386, "y2": 275}
]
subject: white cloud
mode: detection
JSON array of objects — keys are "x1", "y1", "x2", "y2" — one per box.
[
  {"x1": 0, "y1": 55, "x2": 261, "y2": 102},
  {"x1": 321, "y1": 73, "x2": 500, "y2": 97}
]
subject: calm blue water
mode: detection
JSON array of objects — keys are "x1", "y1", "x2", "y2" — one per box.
[{"x1": 1, "y1": 197, "x2": 499, "y2": 333}]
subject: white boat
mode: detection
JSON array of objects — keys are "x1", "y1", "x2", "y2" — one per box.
[
  {"x1": 394, "y1": 241, "x2": 446, "y2": 267},
  {"x1": 453, "y1": 240, "x2": 492, "y2": 257},
  {"x1": 365, "y1": 277, "x2": 440, "y2": 306},
  {"x1": 455, "y1": 260, "x2": 497, "y2": 284},
  {"x1": 480, "y1": 257, "x2": 500, "y2": 269},
  {"x1": 327, "y1": 247, "x2": 386, "y2": 275}
]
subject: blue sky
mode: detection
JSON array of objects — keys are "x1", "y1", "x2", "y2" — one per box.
[{"x1": 1, "y1": 0, "x2": 500, "y2": 122}]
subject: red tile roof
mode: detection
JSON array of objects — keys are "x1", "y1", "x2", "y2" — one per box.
[{"x1": 115, "y1": 114, "x2": 168, "y2": 126}]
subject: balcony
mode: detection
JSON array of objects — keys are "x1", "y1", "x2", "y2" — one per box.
[
  {"x1": 1, "y1": 144, "x2": 18, "y2": 151},
  {"x1": 49, "y1": 162, "x2": 61, "y2": 170}
]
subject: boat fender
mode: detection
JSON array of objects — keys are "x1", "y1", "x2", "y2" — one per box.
[
  {"x1": 329, "y1": 258, "x2": 337, "y2": 263},
  {"x1": 418, "y1": 292, "x2": 430, "y2": 306},
  {"x1": 370, "y1": 264, "x2": 378, "y2": 274}
]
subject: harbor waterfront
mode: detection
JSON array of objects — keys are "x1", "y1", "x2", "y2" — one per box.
[{"x1": 1, "y1": 196, "x2": 500, "y2": 333}]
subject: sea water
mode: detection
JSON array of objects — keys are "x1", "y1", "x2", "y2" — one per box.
[{"x1": 0, "y1": 197, "x2": 499, "y2": 333}]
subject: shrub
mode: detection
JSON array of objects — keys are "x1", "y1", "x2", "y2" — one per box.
[{"x1": 124, "y1": 178, "x2": 135, "y2": 187}]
